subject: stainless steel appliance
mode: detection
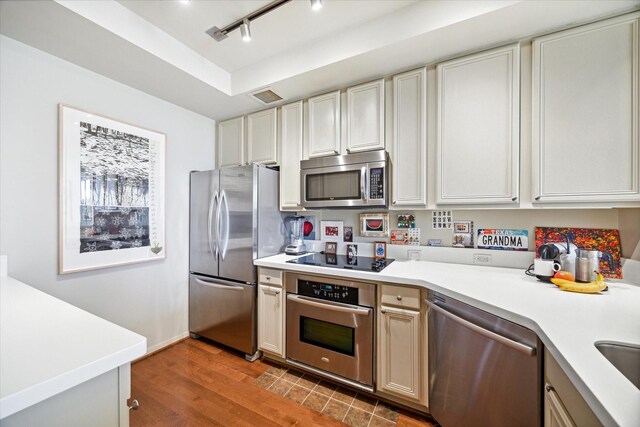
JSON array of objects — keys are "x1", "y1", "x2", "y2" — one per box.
[
  {"x1": 286, "y1": 252, "x2": 394, "y2": 272},
  {"x1": 300, "y1": 150, "x2": 388, "y2": 209},
  {"x1": 189, "y1": 165, "x2": 286, "y2": 360},
  {"x1": 284, "y1": 215, "x2": 307, "y2": 255},
  {"x1": 575, "y1": 248, "x2": 601, "y2": 282},
  {"x1": 285, "y1": 272, "x2": 375, "y2": 391},
  {"x1": 427, "y1": 291, "x2": 541, "y2": 427}
]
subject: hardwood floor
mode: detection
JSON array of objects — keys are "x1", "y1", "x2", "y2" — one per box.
[{"x1": 131, "y1": 338, "x2": 436, "y2": 426}]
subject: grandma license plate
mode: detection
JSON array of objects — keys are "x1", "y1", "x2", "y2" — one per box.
[{"x1": 477, "y1": 229, "x2": 528, "y2": 251}]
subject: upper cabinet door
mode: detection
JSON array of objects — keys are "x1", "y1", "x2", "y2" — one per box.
[
  {"x1": 391, "y1": 68, "x2": 427, "y2": 208},
  {"x1": 247, "y1": 107, "x2": 278, "y2": 165},
  {"x1": 308, "y1": 90, "x2": 341, "y2": 158},
  {"x1": 346, "y1": 79, "x2": 385, "y2": 153},
  {"x1": 436, "y1": 44, "x2": 520, "y2": 205},
  {"x1": 280, "y1": 101, "x2": 304, "y2": 210},
  {"x1": 217, "y1": 116, "x2": 244, "y2": 168},
  {"x1": 533, "y1": 14, "x2": 640, "y2": 204}
]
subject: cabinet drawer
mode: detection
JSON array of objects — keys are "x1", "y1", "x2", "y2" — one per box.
[
  {"x1": 259, "y1": 268, "x2": 283, "y2": 287},
  {"x1": 381, "y1": 284, "x2": 421, "y2": 310}
]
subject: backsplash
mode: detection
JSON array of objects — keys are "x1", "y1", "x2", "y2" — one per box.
[{"x1": 298, "y1": 208, "x2": 639, "y2": 258}]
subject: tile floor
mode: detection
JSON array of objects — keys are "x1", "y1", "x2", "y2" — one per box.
[{"x1": 254, "y1": 365, "x2": 437, "y2": 427}]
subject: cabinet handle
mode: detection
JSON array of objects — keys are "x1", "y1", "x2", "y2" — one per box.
[
  {"x1": 265, "y1": 276, "x2": 271, "y2": 280},
  {"x1": 511, "y1": 196, "x2": 517, "y2": 201},
  {"x1": 296, "y1": 202, "x2": 301, "y2": 206},
  {"x1": 396, "y1": 295, "x2": 402, "y2": 301},
  {"x1": 534, "y1": 196, "x2": 541, "y2": 201},
  {"x1": 393, "y1": 200, "x2": 397, "y2": 205},
  {"x1": 128, "y1": 399, "x2": 140, "y2": 410},
  {"x1": 545, "y1": 384, "x2": 554, "y2": 393},
  {"x1": 346, "y1": 148, "x2": 352, "y2": 153},
  {"x1": 380, "y1": 309, "x2": 387, "y2": 314}
]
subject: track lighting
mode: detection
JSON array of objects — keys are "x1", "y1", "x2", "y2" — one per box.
[
  {"x1": 310, "y1": 0, "x2": 322, "y2": 11},
  {"x1": 240, "y1": 19, "x2": 252, "y2": 42}
]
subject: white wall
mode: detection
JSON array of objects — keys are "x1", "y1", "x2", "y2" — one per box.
[{"x1": 0, "y1": 36, "x2": 215, "y2": 351}]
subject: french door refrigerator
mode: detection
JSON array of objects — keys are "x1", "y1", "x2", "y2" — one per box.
[{"x1": 189, "y1": 165, "x2": 286, "y2": 359}]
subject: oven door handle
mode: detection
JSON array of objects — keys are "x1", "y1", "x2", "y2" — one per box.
[
  {"x1": 287, "y1": 294, "x2": 371, "y2": 316},
  {"x1": 425, "y1": 299, "x2": 536, "y2": 356}
]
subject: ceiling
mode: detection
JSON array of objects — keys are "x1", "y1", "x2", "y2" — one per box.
[{"x1": 1, "y1": 0, "x2": 639, "y2": 121}]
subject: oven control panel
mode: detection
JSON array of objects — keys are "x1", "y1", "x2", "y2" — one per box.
[{"x1": 298, "y1": 280, "x2": 359, "y2": 305}]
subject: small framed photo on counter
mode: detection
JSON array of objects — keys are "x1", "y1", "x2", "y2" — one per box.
[
  {"x1": 374, "y1": 241, "x2": 387, "y2": 259},
  {"x1": 325, "y1": 241, "x2": 337, "y2": 255}
]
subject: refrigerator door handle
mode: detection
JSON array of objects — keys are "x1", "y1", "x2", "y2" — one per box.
[
  {"x1": 194, "y1": 277, "x2": 244, "y2": 291},
  {"x1": 207, "y1": 191, "x2": 219, "y2": 258},
  {"x1": 220, "y1": 190, "x2": 230, "y2": 260}
]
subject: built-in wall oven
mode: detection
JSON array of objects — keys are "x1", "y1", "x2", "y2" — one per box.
[
  {"x1": 285, "y1": 272, "x2": 375, "y2": 392},
  {"x1": 300, "y1": 150, "x2": 388, "y2": 209}
]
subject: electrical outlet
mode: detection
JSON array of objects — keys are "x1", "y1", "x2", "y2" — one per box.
[
  {"x1": 407, "y1": 249, "x2": 421, "y2": 261},
  {"x1": 473, "y1": 254, "x2": 492, "y2": 265}
]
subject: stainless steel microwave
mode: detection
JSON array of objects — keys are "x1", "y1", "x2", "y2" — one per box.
[{"x1": 300, "y1": 150, "x2": 388, "y2": 209}]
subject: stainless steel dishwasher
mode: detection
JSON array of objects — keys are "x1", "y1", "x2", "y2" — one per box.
[{"x1": 427, "y1": 291, "x2": 542, "y2": 427}]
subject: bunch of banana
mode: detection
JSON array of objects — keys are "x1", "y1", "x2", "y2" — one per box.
[{"x1": 551, "y1": 272, "x2": 607, "y2": 294}]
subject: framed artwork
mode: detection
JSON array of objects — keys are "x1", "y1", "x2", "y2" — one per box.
[
  {"x1": 374, "y1": 241, "x2": 387, "y2": 259},
  {"x1": 343, "y1": 226, "x2": 353, "y2": 242},
  {"x1": 452, "y1": 220, "x2": 474, "y2": 248},
  {"x1": 346, "y1": 244, "x2": 358, "y2": 258},
  {"x1": 59, "y1": 104, "x2": 166, "y2": 274},
  {"x1": 360, "y1": 213, "x2": 389, "y2": 237},
  {"x1": 320, "y1": 220, "x2": 343, "y2": 242},
  {"x1": 391, "y1": 229, "x2": 408, "y2": 245},
  {"x1": 397, "y1": 214, "x2": 415, "y2": 228},
  {"x1": 325, "y1": 241, "x2": 337, "y2": 255}
]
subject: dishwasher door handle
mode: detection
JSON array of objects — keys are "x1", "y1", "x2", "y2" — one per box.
[{"x1": 426, "y1": 299, "x2": 536, "y2": 356}]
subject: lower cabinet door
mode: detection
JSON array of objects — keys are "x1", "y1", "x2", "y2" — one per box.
[
  {"x1": 258, "y1": 284, "x2": 284, "y2": 357},
  {"x1": 544, "y1": 384, "x2": 576, "y2": 427},
  {"x1": 378, "y1": 305, "x2": 421, "y2": 401}
]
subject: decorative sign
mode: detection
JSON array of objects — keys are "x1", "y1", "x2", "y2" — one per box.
[
  {"x1": 397, "y1": 214, "x2": 415, "y2": 228},
  {"x1": 427, "y1": 239, "x2": 442, "y2": 247},
  {"x1": 478, "y1": 229, "x2": 528, "y2": 251},
  {"x1": 391, "y1": 229, "x2": 407, "y2": 245},
  {"x1": 320, "y1": 220, "x2": 343, "y2": 242},
  {"x1": 360, "y1": 213, "x2": 389, "y2": 237},
  {"x1": 407, "y1": 228, "x2": 421, "y2": 246},
  {"x1": 59, "y1": 104, "x2": 165, "y2": 274},
  {"x1": 432, "y1": 210, "x2": 452, "y2": 229}
]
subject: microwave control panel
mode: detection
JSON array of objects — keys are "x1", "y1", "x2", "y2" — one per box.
[
  {"x1": 298, "y1": 280, "x2": 359, "y2": 305},
  {"x1": 369, "y1": 168, "x2": 384, "y2": 199}
]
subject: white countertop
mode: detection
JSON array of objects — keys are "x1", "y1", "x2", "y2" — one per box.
[
  {"x1": 255, "y1": 253, "x2": 640, "y2": 427},
  {"x1": 0, "y1": 276, "x2": 147, "y2": 419}
]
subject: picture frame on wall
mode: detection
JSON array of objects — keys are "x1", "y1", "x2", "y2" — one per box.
[
  {"x1": 325, "y1": 241, "x2": 337, "y2": 255},
  {"x1": 360, "y1": 213, "x2": 389, "y2": 237},
  {"x1": 58, "y1": 104, "x2": 166, "y2": 274},
  {"x1": 374, "y1": 241, "x2": 387, "y2": 259},
  {"x1": 320, "y1": 220, "x2": 343, "y2": 242}
]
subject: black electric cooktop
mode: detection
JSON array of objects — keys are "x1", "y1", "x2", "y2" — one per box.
[{"x1": 286, "y1": 253, "x2": 394, "y2": 272}]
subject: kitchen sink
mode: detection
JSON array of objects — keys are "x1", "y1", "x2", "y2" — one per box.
[{"x1": 594, "y1": 342, "x2": 640, "y2": 390}]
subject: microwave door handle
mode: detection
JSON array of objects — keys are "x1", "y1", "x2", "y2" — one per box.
[{"x1": 361, "y1": 166, "x2": 368, "y2": 202}]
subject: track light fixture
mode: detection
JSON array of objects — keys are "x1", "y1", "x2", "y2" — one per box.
[
  {"x1": 207, "y1": 0, "x2": 322, "y2": 43},
  {"x1": 206, "y1": 0, "x2": 291, "y2": 42},
  {"x1": 240, "y1": 19, "x2": 251, "y2": 42}
]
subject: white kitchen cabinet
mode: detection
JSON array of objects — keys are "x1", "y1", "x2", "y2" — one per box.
[
  {"x1": 308, "y1": 90, "x2": 341, "y2": 158},
  {"x1": 378, "y1": 305, "x2": 422, "y2": 402},
  {"x1": 544, "y1": 349, "x2": 601, "y2": 427},
  {"x1": 257, "y1": 268, "x2": 285, "y2": 357},
  {"x1": 532, "y1": 13, "x2": 640, "y2": 204},
  {"x1": 436, "y1": 44, "x2": 520, "y2": 205},
  {"x1": 247, "y1": 107, "x2": 278, "y2": 165},
  {"x1": 280, "y1": 101, "x2": 303, "y2": 210},
  {"x1": 1, "y1": 365, "x2": 131, "y2": 427},
  {"x1": 346, "y1": 79, "x2": 385, "y2": 153},
  {"x1": 544, "y1": 384, "x2": 576, "y2": 427},
  {"x1": 217, "y1": 116, "x2": 245, "y2": 168},
  {"x1": 391, "y1": 68, "x2": 427, "y2": 208}
]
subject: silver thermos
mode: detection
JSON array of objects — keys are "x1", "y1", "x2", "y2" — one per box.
[{"x1": 575, "y1": 249, "x2": 600, "y2": 282}]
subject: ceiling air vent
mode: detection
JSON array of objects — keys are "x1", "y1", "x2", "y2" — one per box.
[{"x1": 250, "y1": 87, "x2": 283, "y2": 105}]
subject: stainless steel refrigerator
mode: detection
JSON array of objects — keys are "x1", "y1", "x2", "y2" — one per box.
[{"x1": 189, "y1": 165, "x2": 286, "y2": 360}]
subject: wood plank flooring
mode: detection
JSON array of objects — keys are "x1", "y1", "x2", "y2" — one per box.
[{"x1": 131, "y1": 338, "x2": 436, "y2": 427}]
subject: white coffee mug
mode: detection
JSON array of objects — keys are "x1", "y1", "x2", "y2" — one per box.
[{"x1": 534, "y1": 258, "x2": 561, "y2": 280}]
